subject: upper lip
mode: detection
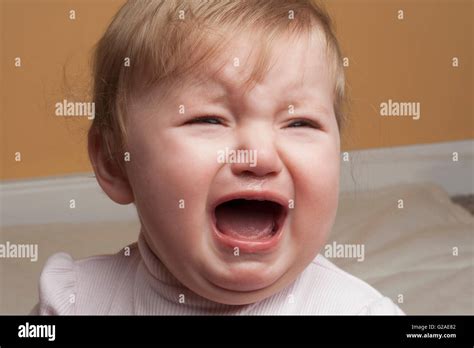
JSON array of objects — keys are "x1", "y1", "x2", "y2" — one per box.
[{"x1": 209, "y1": 190, "x2": 290, "y2": 213}]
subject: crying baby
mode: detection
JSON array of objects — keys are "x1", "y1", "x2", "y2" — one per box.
[{"x1": 32, "y1": 0, "x2": 404, "y2": 315}]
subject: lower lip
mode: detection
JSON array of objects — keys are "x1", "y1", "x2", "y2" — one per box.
[{"x1": 210, "y1": 214, "x2": 285, "y2": 254}]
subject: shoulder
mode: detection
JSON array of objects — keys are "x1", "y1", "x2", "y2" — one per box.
[
  {"x1": 37, "y1": 243, "x2": 140, "y2": 315},
  {"x1": 294, "y1": 255, "x2": 404, "y2": 315}
]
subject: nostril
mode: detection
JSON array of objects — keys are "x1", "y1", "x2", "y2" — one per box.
[
  {"x1": 240, "y1": 171, "x2": 260, "y2": 178},
  {"x1": 227, "y1": 148, "x2": 283, "y2": 178}
]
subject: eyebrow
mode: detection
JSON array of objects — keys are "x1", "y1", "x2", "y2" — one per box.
[{"x1": 181, "y1": 74, "x2": 332, "y2": 116}]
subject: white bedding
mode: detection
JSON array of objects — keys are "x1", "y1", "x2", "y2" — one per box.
[{"x1": 328, "y1": 181, "x2": 473, "y2": 314}]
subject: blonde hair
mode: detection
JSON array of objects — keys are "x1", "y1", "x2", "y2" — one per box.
[{"x1": 90, "y1": 0, "x2": 346, "y2": 172}]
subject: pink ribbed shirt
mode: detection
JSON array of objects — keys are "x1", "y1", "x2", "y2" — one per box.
[{"x1": 32, "y1": 232, "x2": 404, "y2": 315}]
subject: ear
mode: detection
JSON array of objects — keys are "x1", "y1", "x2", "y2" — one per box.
[{"x1": 88, "y1": 128, "x2": 134, "y2": 205}]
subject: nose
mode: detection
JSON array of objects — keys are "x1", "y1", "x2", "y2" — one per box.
[{"x1": 230, "y1": 124, "x2": 283, "y2": 178}]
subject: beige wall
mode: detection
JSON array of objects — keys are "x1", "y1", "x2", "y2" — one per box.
[{"x1": 1, "y1": 0, "x2": 472, "y2": 180}]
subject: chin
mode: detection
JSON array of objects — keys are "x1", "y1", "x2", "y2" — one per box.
[
  {"x1": 204, "y1": 282, "x2": 278, "y2": 306},
  {"x1": 200, "y1": 258, "x2": 285, "y2": 296}
]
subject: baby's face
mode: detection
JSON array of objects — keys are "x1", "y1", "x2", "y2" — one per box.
[{"x1": 125, "y1": 32, "x2": 340, "y2": 304}]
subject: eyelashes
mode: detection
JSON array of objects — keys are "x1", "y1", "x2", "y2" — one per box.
[
  {"x1": 286, "y1": 119, "x2": 319, "y2": 129},
  {"x1": 185, "y1": 116, "x2": 224, "y2": 125},
  {"x1": 185, "y1": 116, "x2": 321, "y2": 129}
]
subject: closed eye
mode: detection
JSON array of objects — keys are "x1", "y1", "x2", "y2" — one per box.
[
  {"x1": 185, "y1": 116, "x2": 224, "y2": 125},
  {"x1": 185, "y1": 116, "x2": 320, "y2": 129},
  {"x1": 286, "y1": 119, "x2": 320, "y2": 129}
]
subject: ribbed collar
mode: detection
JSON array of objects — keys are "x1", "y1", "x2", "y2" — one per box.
[{"x1": 136, "y1": 231, "x2": 260, "y2": 314}]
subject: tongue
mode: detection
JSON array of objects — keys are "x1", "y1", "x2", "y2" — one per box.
[{"x1": 215, "y1": 200, "x2": 276, "y2": 240}]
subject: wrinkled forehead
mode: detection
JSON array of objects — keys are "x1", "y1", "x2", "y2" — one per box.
[
  {"x1": 198, "y1": 30, "x2": 329, "y2": 89},
  {"x1": 132, "y1": 28, "x2": 333, "y2": 109}
]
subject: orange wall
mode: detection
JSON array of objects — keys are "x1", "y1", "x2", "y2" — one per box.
[{"x1": 1, "y1": 0, "x2": 472, "y2": 180}]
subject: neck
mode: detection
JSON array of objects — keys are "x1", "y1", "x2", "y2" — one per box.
[{"x1": 137, "y1": 229, "x2": 259, "y2": 313}]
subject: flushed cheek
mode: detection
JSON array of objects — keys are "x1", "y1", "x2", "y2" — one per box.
[
  {"x1": 125, "y1": 133, "x2": 222, "y2": 251},
  {"x1": 128, "y1": 132, "x2": 220, "y2": 197},
  {"x1": 283, "y1": 143, "x2": 340, "y2": 247}
]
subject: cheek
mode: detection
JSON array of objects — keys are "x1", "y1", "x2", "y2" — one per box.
[
  {"x1": 127, "y1": 130, "x2": 220, "y2": 199},
  {"x1": 280, "y1": 135, "x2": 340, "y2": 245},
  {"x1": 125, "y1": 130, "x2": 223, "y2": 259},
  {"x1": 125, "y1": 128, "x2": 227, "y2": 231}
]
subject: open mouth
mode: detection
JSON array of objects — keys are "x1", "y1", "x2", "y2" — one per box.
[{"x1": 214, "y1": 199, "x2": 287, "y2": 241}]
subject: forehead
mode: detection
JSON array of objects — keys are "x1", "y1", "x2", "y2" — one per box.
[
  {"x1": 192, "y1": 31, "x2": 329, "y2": 94},
  {"x1": 139, "y1": 29, "x2": 334, "y2": 112}
]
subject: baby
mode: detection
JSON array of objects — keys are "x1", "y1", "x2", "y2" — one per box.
[{"x1": 33, "y1": 0, "x2": 404, "y2": 315}]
